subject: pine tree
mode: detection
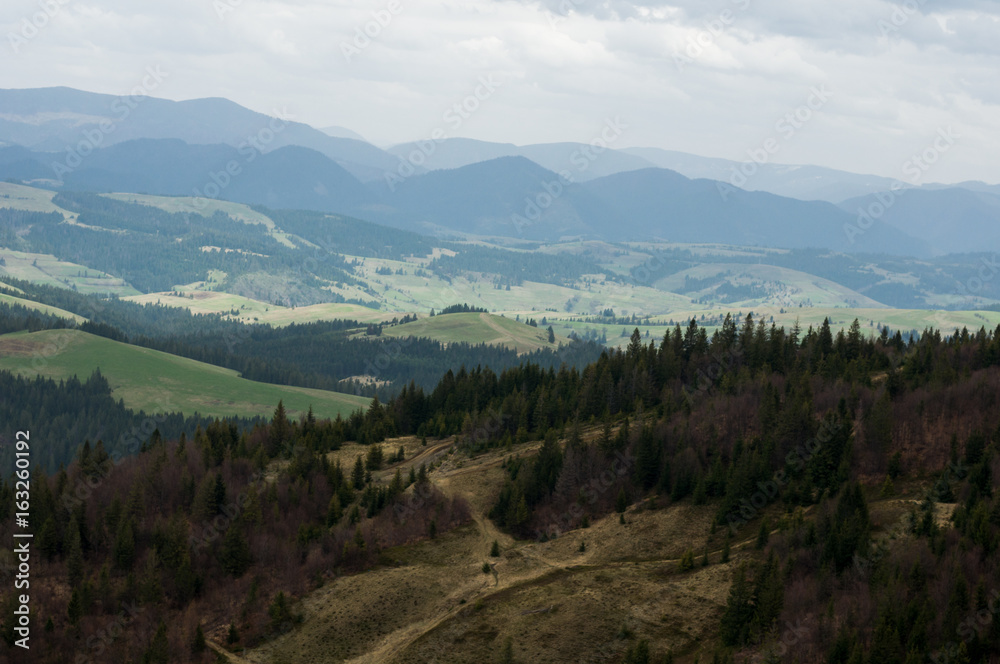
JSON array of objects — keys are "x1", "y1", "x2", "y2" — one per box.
[
  {"x1": 67, "y1": 586, "x2": 83, "y2": 625},
  {"x1": 352, "y1": 456, "x2": 366, "y2": 488},
  {"x1": 616, "y1": 487, "x2": 629, "y2": 514},
  {"x1": 268, "y1": 592, "x2": 293, "y2": 634},
  {"x1": 114, "y1": 520, "x2": 135, "y2": 570},
  {"x1": 326, "y1": 495, "x2": 343, "y2": 527},
  {"x1": 66, "y1": 523, "x2": 83, "y2": 588},
  {"x1": 720, "y1": 565, "x2": 754, "y2": 646},
  {"x1": 144, "y1": 621, "x2": 170, "y2": 664},
  {"x1": 220, "y1": 525, "x2": 252, "y2": 577},
  {"x1": 490, "y1": 540, "x2": 501, "y2": 557},
  {"x1": 755, "y1": 517, "x2": 769, "y2": 549},
  {"x1": 191, "y1": 623, "x2": 206, "y2": 654},
  {"x1": 269, "y1": 400, "x2": 291, "y2": 455}
]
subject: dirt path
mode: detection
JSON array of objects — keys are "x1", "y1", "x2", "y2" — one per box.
[
  {"x1": 394, "y1": 440, "x2": 452, "y2": 471},
  {"x1": 478, "y1": 312, "x2": 513, "y2": 345},
  {"x1": 208, "y1": 639, "x2": 256, "y2": 663}
]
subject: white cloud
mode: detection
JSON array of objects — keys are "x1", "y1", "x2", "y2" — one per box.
[{"x1": 0, "y1": 0, "x2": 996, "y2": 183}]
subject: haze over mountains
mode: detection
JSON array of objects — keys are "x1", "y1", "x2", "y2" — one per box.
[{"x1": 1, "y1": 87, "x2": 998, "y2": 256}]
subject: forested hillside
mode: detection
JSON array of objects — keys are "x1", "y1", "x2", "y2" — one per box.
[{"x1": 3, "y1": 314, "x2": 1000, "y2": 662}]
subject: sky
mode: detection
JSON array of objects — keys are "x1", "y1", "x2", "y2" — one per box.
[{"x1": 2, "y1": 0, "x2": 998, "y2": 184}]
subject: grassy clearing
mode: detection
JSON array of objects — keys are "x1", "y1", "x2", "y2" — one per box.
[
  {"x1": 0, "y1": 248, "x2": 139, "y2": 296},
  {"x1": 124, "y1": 288, "x2": 392, "y2": 325},
  {"x1": 235, "y1": 436, "x2": 737, "y2": 664},
  {"x1": 654, "y1": 262, "x2": 886, "y2": 309},
  {"x1": 0, "y1": 182, "x2": 76, "y2": 218},
  {"x1": 381, "y1": 312, "x2": 568, "y2": 353},
  {"x1": 0, "y1": 329, "x2": 369, "y2": 420},
  {"x1": 228, "y1": 428, "x2": 943, "y2": 664},
  {"x1": 0, "y1": 292, "x2": 85, "y2": 323},
  {"x1": 100, "y1": 193, "x2": 300, "y2": 247}
]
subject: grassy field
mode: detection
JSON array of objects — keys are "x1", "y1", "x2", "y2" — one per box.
[
  {"x1": 0, "y1": 291, "x2": 86, "y2": 323},
  {"x1": 0, "y1": 181, "x2": 76, "y2": 218},
  {"x1": 654, "y1": 262, "x2": 887, "y2": 309},
  {"x1": 124, "y1": 288, "x2": 394, "y2": 325},
  {"x1": 0, "y1": 329, "x2": 370, "y2": 420},
  {"x1": 0, "y1": 248, "x2": 139, "y2": 296},
  {"x1": 345, "y1": 253, "x2": 696, "y2": 318},
  {"x1": 381, "y1": 312, "x2": 569, "y2": 353},
  {"x1": 560, "y1": 306, "x2": 1000, "y2": 350},
  {"x1": 101, "y1": 193, "x2": 300, "y2": 248}
]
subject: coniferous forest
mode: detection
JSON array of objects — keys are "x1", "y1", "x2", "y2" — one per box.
[{"x1": 3, "y1": 309, "x2": 1000, "y2": 662}]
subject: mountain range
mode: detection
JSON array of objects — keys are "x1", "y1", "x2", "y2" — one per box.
[{"x1": 1, "y1": 86, "x2": 998, "y2": 256}]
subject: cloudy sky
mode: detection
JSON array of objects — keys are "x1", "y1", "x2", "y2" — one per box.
[{"x1": 2, "y1": 0, "x2": 998, "y2": 183}]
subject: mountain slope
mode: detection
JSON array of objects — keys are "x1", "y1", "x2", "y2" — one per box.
[
  {"x1": 582, "y1": 168, "x2": 927, "y2": 254},
  {"x1": 369, "y1": 156, "x2": 611, "y2": 238},
  {"x1": 0, "y1": 86, "x2": 401, "y2": 180},
  {"x1": 0, "y1": 328, "x2": 369, "y2": 419},
  {"x1": 4, "y1": 139, "x2": 380, "y2": 212},
  {"x1": 839, "y1": 187, "x2": 1000, "y2": 255}
]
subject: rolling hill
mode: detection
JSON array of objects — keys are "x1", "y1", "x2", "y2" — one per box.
[
  {"x1": 380, "y1": 312, "x2": 567, "y2": 353},
  {"x1": 0, "y1": 328, "x2": 370, "y2": 419},
  {"x1": 0, "y1": 86, "x2": 402, "y2": 180},
  {"x1": 840, "y1": 187, "x2": 1000, "y2": 256}
]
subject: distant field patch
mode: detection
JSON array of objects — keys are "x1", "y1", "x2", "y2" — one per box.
[{"x1": 0, "y1": 329, "x2": 370, "y2": 420}]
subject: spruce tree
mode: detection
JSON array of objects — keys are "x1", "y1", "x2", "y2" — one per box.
[
  {"x1": 191, "y1": 624, "x2": 206, "y2": 654},
  {"x1": 220, "y1": 525, "x2": 252, "y2": 577}
]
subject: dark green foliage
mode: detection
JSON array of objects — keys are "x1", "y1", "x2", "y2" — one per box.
[
  {"x1": 143, "y1": 621, "x2": 170, "y2": 664},
  {"x1": 268, "y1": 591, "x2": 295, "y2": 634},
  {"x1": 624, "y1": 640, "x2": 651, "y2": 664},
  {"x1": 820, "y1": 482, "x2": 870, "y2": 574},
  {"x1": 220, "y1": 525, "x2": 252, "y2": 577},
  {"x1": 191, "y1": 623, "x2": 206, "y2": 654},
  {"x1": 755, "y1": 518, "x2": 769, "y2": 550}
]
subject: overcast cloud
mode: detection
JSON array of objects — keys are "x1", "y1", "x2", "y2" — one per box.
[{"x1": 2, "y1": 0, "x2": 997, "y2": 183}]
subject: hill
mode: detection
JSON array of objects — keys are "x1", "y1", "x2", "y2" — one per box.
[
  {"x1": 0, "y1": 86, "x2": 401, "y2": 180},
  {"x1": 840, "y1": 186, "x2": 1000, "y2": 256},
  {"x1": 380, "y1": 312, "x2": 567, "y2": 353},
  {"x1": 0, "y1": 328, "x2": 369, "y2": 419}
]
